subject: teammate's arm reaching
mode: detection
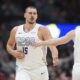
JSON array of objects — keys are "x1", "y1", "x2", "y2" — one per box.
[
  {"x1": 39, "y1": 27, "x2": 59, "y2": 66},
  {"x1": 33, "y1": 30, "x2": 75, "y2": 46},
  {"x1": 6, "y1": 27, "x2": 25, "y2": 59}
]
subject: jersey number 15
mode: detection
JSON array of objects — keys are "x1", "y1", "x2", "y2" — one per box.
[{"x1": 22, "y1": 47, "x2": 28, "y2": 54}]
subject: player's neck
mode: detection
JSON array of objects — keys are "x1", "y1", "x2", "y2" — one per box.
[{"x1": 24, "y1": 23, "x2": 36, "y2": 32}]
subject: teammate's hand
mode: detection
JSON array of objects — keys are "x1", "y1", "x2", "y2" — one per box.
[
  {"x1": 53, "y1": 57, "x2": 59, "y2": 66},
  {"x1": 12, "y1": 50, "x2": 25, "y2": 59}
]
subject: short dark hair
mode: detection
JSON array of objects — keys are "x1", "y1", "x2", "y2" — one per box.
[
  {"x1": 24, "y1": 1, "x2": 37, "y2": 12},
  {"x1": 24, "y1": 5, "x2": 37, "y2": 13},
  {"x1": 26, "y1": 5, "x2": 37, "y2": 9}
]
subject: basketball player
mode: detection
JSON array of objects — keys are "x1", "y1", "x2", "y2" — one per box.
[
  {"x1": 6, "y1": 5, "x2": 58, "y2": 80},
  {"x1": 33, "y1": 26, "x2": 80, "y2": 80}
]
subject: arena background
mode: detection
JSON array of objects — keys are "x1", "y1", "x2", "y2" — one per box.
[{"x1": 0, "y1": 0, "x2": 80, "y2": 80}]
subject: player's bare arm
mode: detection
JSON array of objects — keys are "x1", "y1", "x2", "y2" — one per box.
[
  {"x1": 45, "y1": 30, "x2": 75, "y2": 46},
  {"x1": 6, "y1": 27, "x2": 25, "y2": 59},
  {"x1": 34, "y1": 30, "x2": 75, "y2": 46},
  {"x1": 39, "y1": 27, "x2": 59, "y2": 66}
]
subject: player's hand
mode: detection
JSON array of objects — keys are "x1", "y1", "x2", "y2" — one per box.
[
  {"x1": 53, "y1": 57, "x2": 59, "y2": 66},
  {"x1": 12, "y1": 50, "x2": 25, "y2": 59}
]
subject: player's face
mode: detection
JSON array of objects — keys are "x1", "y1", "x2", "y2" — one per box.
[{"x1": 24, "y1": 8, "x2": 38, "y2": 24}]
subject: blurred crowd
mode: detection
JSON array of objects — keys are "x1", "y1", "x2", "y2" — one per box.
[
  {"x1": 0, "y1": 0, "x2": 80, "y2": 23},
  {"x1": 47, "y1": 43, "x2": 74, "y2": 80},
  {"x1": 0, "y1": 0, "x2": 77, "y2": 80}
]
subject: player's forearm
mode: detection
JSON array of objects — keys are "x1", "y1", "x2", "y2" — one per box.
[
  {"x1": 54, "y1": 37, "x2": 71, "y2": 45},
  {"x1": 41, "y1": 39, "x2": 62, "y2": 46},
  {"x1": 49, "y1": 46, "x2": 58, "y2": 59},
  {"x1": 41, "y1": 39, "x2": 55, "y2": 45},
  {"x1": 43, "y1": 37, "x2": 70, "y2": 46},
  {"x1": 6, "y1": 44, "x2": 15, "y2": 56},
  {"x1": 49, "y1": 46, "x2": 58, "y2": 65},
  {"x1": 52, "y1": 47, "x2": 58, "y2": 59}
]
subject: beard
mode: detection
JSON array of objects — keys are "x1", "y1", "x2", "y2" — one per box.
[
  {"x1": 28, "y1": 21, "x2": 35, "y2": 24},
  {"x1": 28, "y1": 19, "x2": 36, "y2": 24}
]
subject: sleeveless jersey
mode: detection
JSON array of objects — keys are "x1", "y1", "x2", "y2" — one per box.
[
  {"x1": 74, "y1": 26, "x2": 80, "y2": 63},
  {"x1": 15, "y1": 23, "x2": 47, "y2": 70}
]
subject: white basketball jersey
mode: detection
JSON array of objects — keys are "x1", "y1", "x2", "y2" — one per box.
[
  {"x1": 74, "y1": 26, "x2": 80, "y2": 63},
  {"x1": 15, "y1": 23, "x2": 47, "y2": 70}
]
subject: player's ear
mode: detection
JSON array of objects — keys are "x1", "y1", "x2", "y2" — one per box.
[
  {"x1": 24, "y1": 13, "x2": 26, "y2": 18},
  {"x1": 37, "y1": 14, "x2": 38, "y2": 18},
  {"x1": 36, "y1": 12, "x2": 38, "y2": 20}
]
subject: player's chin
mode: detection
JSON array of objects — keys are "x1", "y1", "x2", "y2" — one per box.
[{"x1": 29, "y1": 21, "x2": 35, "y2": 24}]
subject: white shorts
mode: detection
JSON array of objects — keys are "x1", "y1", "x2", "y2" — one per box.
[
  {"x1": 72, "y1": 63, "x2": 80, "y2": 80},
  {"x1": 15, "y1": 66, "x2": 49, "y2": 80}
]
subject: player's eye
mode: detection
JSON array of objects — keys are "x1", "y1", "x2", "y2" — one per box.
[
  {"x1": 33, "y1": 12, "x2": 37, "y2": 15},
  {"x1": 29, "y1": 12, "x2": 32, "y2": 14}
]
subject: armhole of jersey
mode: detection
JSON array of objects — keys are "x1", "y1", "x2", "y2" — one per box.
[
  {"x1": 36, "y1": 24, "x2": 46, "y2": 41},
  {"x1": 15, "y1": 25, "x2": 23, "y2": 40},
  {"x1": 36, "y1": 24, "x2": 48, "y2": 53},
  {"x1": 37, "y1": 25, "x2": 48, "y2": 55},
  {"x1": 35, "y1": 24, "x2": 41, "y2": 40}
]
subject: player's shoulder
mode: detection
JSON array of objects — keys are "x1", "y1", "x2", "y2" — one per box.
[
  {"x1": 11, "y1": 26, "x2": 18, "y2": 33},
  {"x1": 37, "y1": 23, "x2": 49, "y2": 32},
  {"x1": 66, "y1": 30, "x2": 75, "y2": 39},
  {"x1": 11, "y1": 24, "x2": 23, "y2": 32},
  {"x1": 69, "y1": 30, "x2": 75, "y2": 33},
  {"x1": 9, "y1": 26, "x2": 18, "y2": 36},
  {"x1": 67, "y1": 30, "x2": 75, "y2": 35}
]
